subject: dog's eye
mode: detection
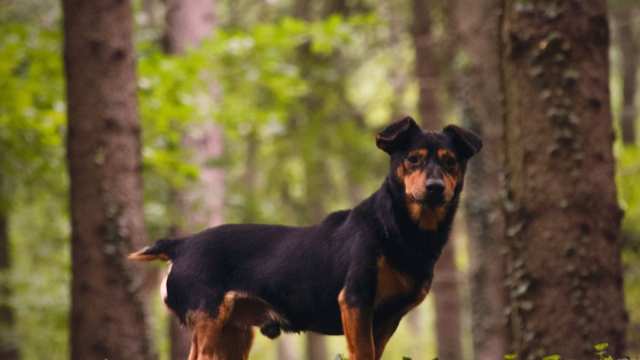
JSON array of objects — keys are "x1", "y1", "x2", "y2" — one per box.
[
  {"x1": 406, "y1": 154, "x2": 421, "y2": 165},
  {"x1": 441, "y1": 156, "x2": 457, "y2": 169}
]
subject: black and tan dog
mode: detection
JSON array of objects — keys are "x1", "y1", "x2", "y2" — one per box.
[{"x1": 129, "y1": 116, "x2": 481, "y2": 360}]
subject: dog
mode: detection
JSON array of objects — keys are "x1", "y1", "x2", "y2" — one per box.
[{"x1": 129, "y1": 116, "x2": 481, "y2": 360}]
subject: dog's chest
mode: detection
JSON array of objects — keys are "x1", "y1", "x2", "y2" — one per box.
[{"x1": 374, "y1": 256, "x2": 425, "y2": 307}]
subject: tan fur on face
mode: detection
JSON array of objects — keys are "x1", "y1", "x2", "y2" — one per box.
[
  {"x1": 396, "y1": 148, "x2": 458, "y2": 230},
  {"x1": 437, "y1": 149, "x2": 458, "y2": 203},
  {"x1": 442, "y1": 173, "x2": 456, "y2": 202},
  {"x1": 408, "y1": 149, "x2": 428, "y2": 158},
  {"x1": 403, "y1": 170, "x2": 427, "y2": 201}
]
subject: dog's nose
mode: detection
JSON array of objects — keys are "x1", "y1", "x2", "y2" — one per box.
[{"x1": 425, "y1": 179, "x2": 445, "y2": 196}]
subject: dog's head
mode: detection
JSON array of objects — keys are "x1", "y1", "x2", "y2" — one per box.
[{"x1": 376, "y1": 116, "x2": 482, "y2": 230}]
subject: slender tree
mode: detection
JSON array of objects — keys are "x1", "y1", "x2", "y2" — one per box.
[
  {"x1": 385, "y1": 1, "x2": 411, "y2": 120},
  {"x1": 456, "y1": 0, "x2": 508, "y2": 358},
  {"x1": 500, "y1": 0, "x2": 627, "y2": 357},
  {"x1": 63, "y1": 0, "x2": 154, "y2": 358},
  {"x1": 612, "y1": 5, "x2": 638, "y2": 145},
  {"x1": 291, "y1": 0, "x2": 329, "y2": 357},
  {"x1": 163, "y1": 0, "x2": 223, "y2": 359},
  {"x1": 411, "y1": 1, "x2": 464, "y2": 359},
  {"x1": 0, "y1": 203, "x2": 18, "y2": 360}
]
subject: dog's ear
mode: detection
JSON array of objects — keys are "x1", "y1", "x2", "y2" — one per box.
[
  {"x1": 376, "y1": 117, "x2": 421, "y2": 154},
  {"x1": 443, "y1": 124, "x2": 482, "y2": 159}
]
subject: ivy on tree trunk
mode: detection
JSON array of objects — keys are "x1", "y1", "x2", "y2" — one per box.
[{"x1": 500, "y1": 0, "x2": 627, "y2": 357}]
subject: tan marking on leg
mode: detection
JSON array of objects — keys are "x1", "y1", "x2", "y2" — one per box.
[
  {"x1": 338, "y1": 289, "x2": 375, "y2": 360},
  {"x1": 214, "y1": 325, "x2": 254, "y2": 360},
  {"x1": 188, "y1": 331, "x2": 198, "y2": 360},
  {"x1": 186, "y1": 292, "x2": 257, "y2": 360},
  {"x1": 187, "y1": 311, "x2": 219, "y2": 360}
]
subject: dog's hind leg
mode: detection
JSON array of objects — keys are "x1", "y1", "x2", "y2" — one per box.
[
  {"x1": 186, "y1": 311, "x2": 221, "y2": 360},
  {"x1": 186, "y1": 292, "x2": 254, "y2": 360},
  {"x1": 213, "y1": 325, "x2": 254, "y2": 360}
]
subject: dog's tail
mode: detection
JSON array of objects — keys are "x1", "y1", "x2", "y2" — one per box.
[{"x1": 128, "y1": 238, "x2": 181, "y2": 262}]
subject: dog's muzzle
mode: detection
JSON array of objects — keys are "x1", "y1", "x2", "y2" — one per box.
[{"x1": 424, "y1": 178, "x2": 445, "y2": 206}]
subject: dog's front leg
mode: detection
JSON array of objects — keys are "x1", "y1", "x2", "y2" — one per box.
[
  {"x1": 373, "y1": 316, "x2": 401, "y2": 359},
  {"x1": 338, "y1": 289, "x2": 375, "y2": 360}
]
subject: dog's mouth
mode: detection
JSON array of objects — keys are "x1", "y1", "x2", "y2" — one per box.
[
  {"x1": 422, "y1": 194, "x2": 445, "y2": 207},
  {"x1": 408, "y1": 193, "x2": 446, "y2": 208}
]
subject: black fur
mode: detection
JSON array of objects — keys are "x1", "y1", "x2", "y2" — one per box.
[{"x1": 138, "y1": 117, "x2": 481, "y2": 338}]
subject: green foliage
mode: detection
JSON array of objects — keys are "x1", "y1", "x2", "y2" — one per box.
[
  {"x1": 594, "y1": 342, "x2": 614, "y2": 360},
  {"x1": 0, "y1": 15, "x2": 69, "y2": 359},
  {"x1": 501, "y1": 343, "x2": 619, "y2": 360},
  {"x1": 135, "y1": 12, "x2": 384, "y2": 234},
  {"x1": 616, "y1": 144, "x2": 640, "y2": 350},
  {"x1": 0, "y1": 21, "x2": 65, "y2": 208},
  {"x1": 189, "y1": 14, "x2": 385, "y2": 226}
]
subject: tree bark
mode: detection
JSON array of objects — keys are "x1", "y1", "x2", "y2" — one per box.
[
  {"x1": 456, "y1": 0, "x2": 508, "y2": 358},
  {"x1": 385, "y1": 1, "x2": 411, "y2": 119},
  {"x1": 277, "y1": 336, "x2": 297, "y2": 360},
  {"x1": 500, "y1": 1, "x2": 627, "y2": 357},
  {"x1": 292, "y1": 0, "x2": 331, "y2": 358},
  {"x1": 431, "y1": 245, "x2": 463, "y2": 360},
  {"x1": 412, "y1": 1, "x2": 463, "y2": 359},
  {"x1": 63, "y1": 0, "x2": 155, "y2": 358},
  {"x1": 163, "y1": 1, "x2": 222, "y2": 359},
  {"x1": 305, "y1": 333, "x2": 327, "y2": 360},
  {"x1": 303, "y1": 155, "x2": 330, "y2": 360},
  {"x1": 0, "y1": 207, "x2": 18, "y2": 360},
  {"x1": 613, "y1": 6, "x2": 638, "y2": 145},
  {"x1": 412, "y1": 0, "x2": 443, "y2": 131}
]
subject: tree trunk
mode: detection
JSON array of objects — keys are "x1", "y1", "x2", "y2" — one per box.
[
  {"x1": 292, "y1": 0, "x2": 331, "y2": 358},
  {"x1": 303, "y1": 155, "x2": 330, "y2": 360},
  {"x1": 385, "y1": 1, "x2": 411, "y2": 119},
  {"x1": 63, "y1": 0, "x2": 155, "y2": 358},
  {"x1": 163, "y1": 1, "x2": 222, "y2": 359},
  {"x1": 456, "y1": 0, "x2": 508, "y2": 358},
  {"x1": 500, "y1": 1, "x2": 627, "y2": 357},
  {"x1": 164, "y1": 0, "x2": 216, "y2": 54},
  {"x1": 305, "y1": 333, "x2": 327, "y2": 360},
  {"x1": 432, "y1": 245, "x2": 463, "y2": 360},
  {"x1": 277, "y1": 336, "x2": 297, "y2": 360},
  {"x1": 0, "y1": 207, "x2": 18, "y2": 360},
  {"x1": 412, "y1": 0, "x2": 443, "y2": 131},
  {"x1": 613, "y1": 7, "x2": 638, "y2": 145},
  {"x1": 412, "y1": 1, "x2": 463, "y2": 359}
]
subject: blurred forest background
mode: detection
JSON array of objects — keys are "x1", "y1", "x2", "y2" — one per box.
[{"x1": 0, "y1": 0, "x2": 638, "y2": 359}]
